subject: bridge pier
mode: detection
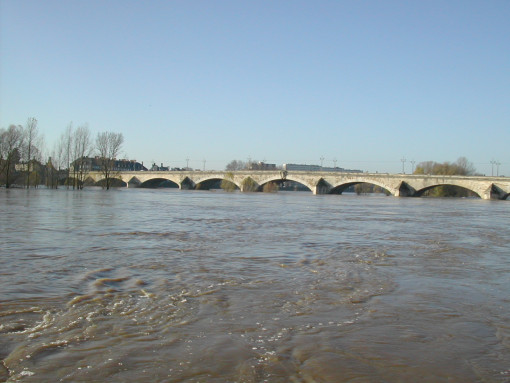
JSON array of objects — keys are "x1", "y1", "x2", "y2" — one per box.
[
  {"x1": 312, "y1": 179, "x2": 332, "y2": 195},
  {"x1": 394, "y1": 182, "x2": 417, "y2": 197},
  {"x1": 482, "y1": 184, "x2": 509, "y2": 200},
  {"x1": 180, "y1": 177, "x2": 195, "y2": 190}
]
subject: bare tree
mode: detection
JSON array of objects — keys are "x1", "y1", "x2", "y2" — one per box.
[
  {"x1": 225, "y1": 159, "x2": 247, "y2": 171},
  {"x1": 23, "y1": 117, "x2": 43, "y2": 188},
  {"x1": 48, "y1": 136, "x2": 66, "y2": 189},
  {"x1": 61, "y1": 123, "x2": 73, "y2": 189},
  {"x1": 455, "y1": 157, "x2": 476, "y2": 176},
  {"x1": 96, "y1": 131, "x2": 124, "y2": 190},
  {"x1": 0, "y1": 125, "x2": 24, "y2": 188},
  {"x1": 45, "y1": 154, "x2": 58, "y2": 189},
  {"x1": 72, "y1": 124, "x2": 93, "y2": 189}
]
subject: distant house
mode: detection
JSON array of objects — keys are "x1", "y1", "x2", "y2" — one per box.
[
  {"x1": 248, "y1": 162, "x2": 277, "y2": 171},
  {"x1": 72, "y1": 157, "x2": 147, "y2": 172},
  {"x1": 150, "y1": 163, "x2": 169, "y2": 171},
  {"x1": 15, "y1": 159, "x2": 44, "y2": 172}
]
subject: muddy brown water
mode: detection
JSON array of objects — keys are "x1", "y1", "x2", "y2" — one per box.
[{"x1": 1, "y1": 188, "x2": 509, "y2": 382}]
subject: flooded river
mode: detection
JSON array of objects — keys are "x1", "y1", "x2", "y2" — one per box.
[{"x1": 1, "y1": 188, "x2": 509, "y2": 382}]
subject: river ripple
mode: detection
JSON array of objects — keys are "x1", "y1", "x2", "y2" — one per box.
[{"x1": 0, "y1": 188, "x2": 509, "y2": 382}]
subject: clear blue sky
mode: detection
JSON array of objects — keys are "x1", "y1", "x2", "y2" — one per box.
[{"x1": 1, "y1": 0, "x2": 509, "y2": 175}]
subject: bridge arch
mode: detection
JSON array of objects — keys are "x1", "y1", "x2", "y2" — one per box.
[
  {"x1": 194, "y1": 177, "x2": 241, "y2": 191},
  {"x1": 414, "y1": 183, "x2": 481, "y2": 198},
  {"x1": 329, "y1": 180, "x2": 394, "y2": 195},
  {"x1": 193, "y1": 176, "x2": 242, "y2": 191},
  {"x1": 94, "y1": 177, "x2": 127, "y2": 188},
  {"x1": 139, "y1": 177, "x2": 179, "y2": 188},
  {"x1": 255, "y1": 175, "x2": 314, "y2": 193}
]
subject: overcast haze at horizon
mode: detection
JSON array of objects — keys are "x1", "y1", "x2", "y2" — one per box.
[{"x1": 1, "y1": 1, "x2": 509, "y2": 175}]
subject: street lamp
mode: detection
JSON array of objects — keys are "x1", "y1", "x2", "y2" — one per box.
[
  {"x1": 401, "y1": 157, "x2": 407, "y2": 174},
  {"x1": 490, "y1": 159, "x2": 496, "y2": 176}
]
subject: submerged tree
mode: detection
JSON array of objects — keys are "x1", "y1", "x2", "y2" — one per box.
[
  {"x1": 242, "y1": 177, "x2": 258, "y2": 192},
  {"x1": 221, "y1": 172, "x2": 238, "y2": 192},
  {"x1": 0, "y1": 125, "x2": 24, "y2": 188},
  {"x1": 45, "y1": 156, "x2": 58, "y2": 189},
  {"x1": 354, "y1": 183, "x2": 390, "y2": 195},
  {"x1": 57, "y1": 123, "x2": 74, "y2": 188},
  {"x1": 72, "y1": 125, "x2": 93, "y2": 189},
  {"x1": 262, "y1": 181, "x2": 279, "y2": 193},
  {"x1": 49, "y1": 130, "x2": 69, "y2": 188},
  {"x1": 96, "y1": 131, "x2": 124, "y2": 190},
  {"x1": 22, "y1": 117, "x2": 43, "y2": 188}
]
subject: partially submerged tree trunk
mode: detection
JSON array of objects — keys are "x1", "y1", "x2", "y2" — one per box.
[
  {"x1": 96, "y1": 132, "x2": 124, "y2": 190},
  {"x1": 23, "y1": 117, "x2": 43, "y2": 188},
  {"x1": 0, "y1": 125, "x2": 24, "y2": 188},
  {"x1": 72, "y1": 125, "x2": 92, "y2": 189}
]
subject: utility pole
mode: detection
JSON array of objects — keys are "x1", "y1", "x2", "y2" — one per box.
[
  {"x1": 401, "y1": 157, "x2": 406, "y2": 174},
  {"x1": 333, "y1": 158, "x2": 337, "y2": 168},
  {"x1": 490, "y1": 160, "x2": 496, "y2": 176},
  {"x1": 203, "y1": 159, "x2": 206, "y2": 171},
  {"x1": 186, "y1": 158, "x2": 190, "y2": 170},
  {"x1": 411, "y1": 160, "x2": 416, "y2": 174},
  {"x1": 496, "y1": 161, "x2": 501, "y2": 176},
  {"x1": 320, "y1": 156, "x2": 325, "y2": 171}
]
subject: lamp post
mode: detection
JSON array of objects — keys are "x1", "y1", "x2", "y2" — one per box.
[
  {"x1": 490, "y1": 160, "x2": 496, "y2": 176},
  {"x1": 401, "y1": 157, "x2": 406, "y2": 174}
]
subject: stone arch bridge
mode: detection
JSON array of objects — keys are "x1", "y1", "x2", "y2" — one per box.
[{"x1": 84, "y1": 170, "x2": 510, "y2": 200}]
